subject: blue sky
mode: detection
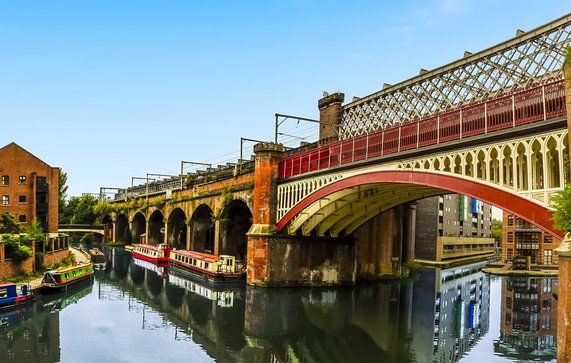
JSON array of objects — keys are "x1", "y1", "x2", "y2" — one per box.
[{"x1": 1, "y1": 0, "x2": 570, "y2": 198}]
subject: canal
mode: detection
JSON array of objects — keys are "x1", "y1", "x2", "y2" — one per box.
[{"x1": 0, "y1": 245, "x2": 557, "y2": 362}]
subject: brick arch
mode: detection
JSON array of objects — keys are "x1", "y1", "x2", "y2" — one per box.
[{"x1": 276, "y1": 170, "x2": 563, "y2": 240}]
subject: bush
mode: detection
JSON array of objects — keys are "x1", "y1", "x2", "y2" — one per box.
[
  {"x1": 551, "y1": 183, "x2": 571, "y2": 234},
  {"x1": 2, "y1": 234, "x2": 33, "y2": 262}
]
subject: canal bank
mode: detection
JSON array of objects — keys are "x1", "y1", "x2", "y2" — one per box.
[{"x1": 26, "y1": 246, "x2": 90, "y2": 291}]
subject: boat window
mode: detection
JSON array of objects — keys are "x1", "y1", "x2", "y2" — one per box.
[
  {"x1": 205, "y1": 262, "x2": 209, "y2": 270},
  {"x1": 72, "y1": 271, "x2": 76, "y2": 277},
  {"x1": 65, "y1": 273, "x2": 70, "y2": 279},
  {"x1": 227, "y1": 259, "x2": 233, "y2": 266},
  {"x1": 0, "y1": 290, "x2": 7, "y2": 299}
]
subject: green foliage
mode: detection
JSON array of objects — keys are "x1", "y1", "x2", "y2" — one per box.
[
  {"x1": 151, "y1": 196, "x2": 166, "y2": 209},
  {"x1": 565, "y1": 45, "x2": 571, "y2": 67},
  {"x1": 1, "y1": 234, "x2": 33, "y2": 261},
  {"x1": 491, "y1": 218, "x2": 502, "y2": 243},
  {"x1": 401, "y1": 260, "x2": 421, "y2": 279},
  {"x1": 58, "y1": 171, "x2": 69, "y2": 223},
  {"x1": 80, "y1": 232, "x2": 100, "y2": 244},
  {"x1": 94, "y1": 201, "x2": 113, "y2": 215},
  {"x1": 552, "y1": 183, "x2": 571, "y2": 233},
  {"x1": 25, "y1": 219, "x2": 46, "y2": 246},
  {"x1": 0, "y1": 212, "x2": 22, "y2": 234},
  {"x1": 67, "y1": 194, "x2": 98, "y2": 225},
  {"x1": 215, "y1": 187, "x2": 233, "y2": 217}
]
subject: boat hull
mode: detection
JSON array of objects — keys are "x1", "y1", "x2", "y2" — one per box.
[
  {"x1": 41, "y1": 272, "x2": 94, "y2": 293},
  {"x1": 132, "y1": 251, "x2": 169, "y2": 265},
  {"x1": 0, "y1": 294, "x2": 34, "y2": 310},
  {"x1": 169, "y1": 259, "x2": 245, "y2": 283}
]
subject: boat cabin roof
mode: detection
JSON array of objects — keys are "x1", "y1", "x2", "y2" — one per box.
[
  {"x1": 172, "y1": 250, "x2": 236, "y2": 262},
  {"x1": 0, "y1": 282, "x2": 16, "y2": 288}
]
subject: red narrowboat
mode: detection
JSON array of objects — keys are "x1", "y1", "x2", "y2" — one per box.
[{"x1": 132, "y1": 243, "x2": 171, "y2": 264}]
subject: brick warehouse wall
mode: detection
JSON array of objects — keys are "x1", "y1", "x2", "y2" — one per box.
[{"x1": 0, "y1": 142, "x2": 60, "y2": 233}]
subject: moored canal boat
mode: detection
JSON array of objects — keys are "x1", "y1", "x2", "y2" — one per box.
[
  {"x1": 169, "y1": 249, "x2": 245, "y2": 282},
  {"x1": 89, "y1": 248, "x2": 106, "y2": 269},
  {"x1": 132, "y1": 243, "x2": 170, "y2": 264},
  {"x1": 40, "y1": 262, "x2": 94, "y2": 292},
  {"x1": 0, "y1": 282, "x2": 34, "y2": 310}
]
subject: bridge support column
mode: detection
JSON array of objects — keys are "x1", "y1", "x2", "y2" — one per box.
[
  {"x1": 214, "y1": 219, "x2": 220, "y2": 256},
  {"x1": 403, "y1": 203, "x2": 417, "y2": 263},
  {"x1": 556, "y1": 237, "x2": 571, "y2": 362},
  {"x1": 247, "y1": 142, "x2": 285, "y2": 286}
]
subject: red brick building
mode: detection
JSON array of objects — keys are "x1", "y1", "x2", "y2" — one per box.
[
  {"x1": 501, "y1": 211, "x2": 559, "y2": 266},
  {"x1": 0, "y1": 142, "x2": 60, "y2": 233}
]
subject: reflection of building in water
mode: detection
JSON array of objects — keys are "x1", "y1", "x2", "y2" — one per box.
[
  {"x1": 168, "y1": 267, "x2": 235, "y2": 307},
  {"x1": 0, "y1": 307, "x2": 60, "y2": 362},
  {"x1": 496, "y1": 277, "x2": 557, "y2": 360},
  {"x1": 411, "y1": 262, "x2": 490, "y2": 362}
]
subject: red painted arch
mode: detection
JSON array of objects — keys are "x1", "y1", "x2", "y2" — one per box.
[{"x1": 276, "y1": 170, "x2": 565, "y2": 240}]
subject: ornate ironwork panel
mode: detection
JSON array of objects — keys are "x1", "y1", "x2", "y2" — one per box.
[{"x1": 340, "y1": 14, "x2": 571, "y2": 138}]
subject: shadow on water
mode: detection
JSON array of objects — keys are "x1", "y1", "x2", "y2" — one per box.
[{"x1": 0, "y1": 246, "x2": 559, "y2": 362}]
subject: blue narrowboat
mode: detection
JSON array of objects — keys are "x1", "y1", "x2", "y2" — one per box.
[{"x1": 0, "y1": 282, "x2": 34, "y2": 310}]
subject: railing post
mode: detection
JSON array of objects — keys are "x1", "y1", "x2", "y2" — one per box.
[
  {"x1": 352, "y1": 139, "x2": 355, "y2": 163},
  {"x1": 484, "y1": 102, "x2": 488, "y2": 134},
  {"x1": 459, "y1": 110, "x2": 463, "y2": 139},
  {"x1": 365, "y1": 132, "x2": 369, "y2": 159},
  {"x1": 542, "y1": 84, "x2": 547, "y2": 120},
  {"x1": 416, "y1": 122, "x2": 419, "y2": 149},
  {"x1": 381, "y1": 130, "x2": 384, "y2": 156},
  {"x1": 398, "y1": 126, "x2": 401, "y2": 152},
  {"x1": 512, "y1": 94, "x2": 516, "y2": 128},
  {"x1": 437, "y1": 115, "x2": 440, "y2": 144}
]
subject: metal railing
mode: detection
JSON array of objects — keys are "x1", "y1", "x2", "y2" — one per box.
[{"x1": 279, "y1": 78, "x2": 566, "y2": 179}]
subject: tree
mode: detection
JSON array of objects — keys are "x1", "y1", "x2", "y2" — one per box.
[
  {"x1": 26, "y1": 219, "x2": 46, "y2": 246},
  {"x1": 0, "y1": 212, "x2": 22, "y2": 234},
  {"x1": 552, "y1": 183, "x2": 571, "y2": 234},
  {"x1": 491, "y1": 218, "x2": 502, "y2": 244},
  {"x1": 69, "y1": 194, "x2": 98, "y2": 225},
  {"x1": 58, "y1": 170, "x2": 69, "y2": 224}
]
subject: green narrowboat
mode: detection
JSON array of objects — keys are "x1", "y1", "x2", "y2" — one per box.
[{"x1": 41, "y1": 262, "x2": 94, "y2": 292}]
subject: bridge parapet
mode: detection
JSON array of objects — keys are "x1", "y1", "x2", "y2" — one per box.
[
  {"x1": 113, "y1": 160, "x2": 256, "y2": 201},
  {"x1": 279, "y1": 79, "x2": 566, "y2": 180}
]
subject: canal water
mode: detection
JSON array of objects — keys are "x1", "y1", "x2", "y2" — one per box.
[{"x1": 0, "y1": 245, "x2": 557, "y2": 363}]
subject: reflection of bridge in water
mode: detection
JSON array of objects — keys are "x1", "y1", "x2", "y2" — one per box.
[
  {"x1": 96, "y1": 246, "x2": 496, "y2": 362},
  {"x1": 4, "y1": 244, "x2": 555, "y2": 362}
]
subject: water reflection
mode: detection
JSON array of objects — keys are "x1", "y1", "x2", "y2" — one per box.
[
  {"x1": 0, "y1": 246, "x2": 560, "y2": 362},
  {"x1": 495, "y1": 277, "x2": 557, "y2": 360}
]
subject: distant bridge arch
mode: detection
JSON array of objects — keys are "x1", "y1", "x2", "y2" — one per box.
[{"x1": 58, "y1": 224, "x2": 106, "y2": 236}]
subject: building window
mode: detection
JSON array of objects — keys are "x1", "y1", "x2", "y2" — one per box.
[
  {"x1": 544, "y1": 235, "x2": 552, "y2": 244},
  {"x1": 507, "y1": 215, "x2": 514, "y2": 226},
  {"x1": 507, "y1": 249, "x2": 513, "y2": 262},
  {"x1": 18, "y1": 215, "x2": 26, "y2": 223},
  {"x1": 507, "y1": 232, "x2": 514, "y2": 243},
  {"x1": 544, "y1": 250, "x2": 552, "y2": 265},
  {"x1": 1, "y1": 195, "x2": 8, "y2": 205},
  {"x1": 18, "y1": 195, "x2": 26, "y2": 204},
  {"x1": 19, "y1": 176, "x2": 26, "y2": 184},
  {"x1": 1, "y1": 175, "x2": 8, "y2": 186}
]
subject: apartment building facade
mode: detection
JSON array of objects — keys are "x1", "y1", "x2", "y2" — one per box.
[
  {"x1": 501, "y1": 212, "x2": 559, "y2": 266},
  {"x1": 415, "y1": 194, "x2": 495, "y2": 262},
  {"x1": 0, "y1": 142, "x2": 60, "y2": 233}
]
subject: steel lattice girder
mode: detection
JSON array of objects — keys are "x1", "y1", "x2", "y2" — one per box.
[{"x1": 340, "y1": 13, "x2": 571, "y2": 138}]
